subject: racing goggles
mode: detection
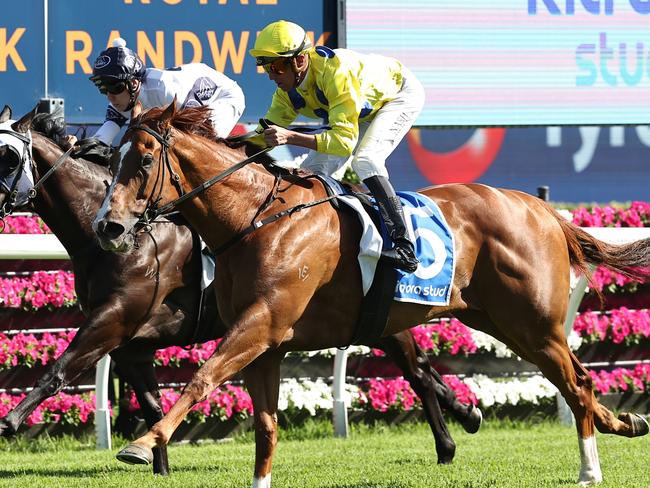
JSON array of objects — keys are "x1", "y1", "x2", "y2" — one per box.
[
  {"x1": 258, "y1": 57, "x2": 292, "y2": 75},
  {"x1": 91, "y1": 77, "x2": 127, "y2": 95}
]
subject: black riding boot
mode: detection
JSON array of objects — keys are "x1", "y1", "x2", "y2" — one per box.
[{"x1": 364, "y1": 175, "x2": 419, "y2": 273}]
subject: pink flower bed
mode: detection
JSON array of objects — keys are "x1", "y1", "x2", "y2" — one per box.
[
  {"x1": 589, "y1": 364, "x2": 650, "y2": 395},
  {"x1": 590, "y1": 266, "x2": 644, "y2": 293},
  {"x1": 372, "y1": 320, "x2": 478, "y2": 358},
  {"x1": 5, "y1": 307, "x2": 650, "y2": 369},
  {"x1": 1, "y1": 215, "x2": 51, "y2": 234},
  {"x1": 571, "y1": 202, "x2": 650, "y2": 228},
  {"x1": 0, "y1": 271, "x2": 76, "y2": 311},
  {"x1": 0, "y1": 331, "x2": 76, "y2": 368},
  {"x1": 356, "y1": 375, "x2": 478, "y2": 412},
  {"x1": 574, "y1": 308, "x2": 650, "y2": 345},
  {"x1": 0, "y1": 391, "x2": 99, "y2": 426},
  {"x1": 154, "y1": 340, "x2": 221, "y2": 367},
  {"x1": 128, "y1": 384, "x2": 253, "y2": 422}
]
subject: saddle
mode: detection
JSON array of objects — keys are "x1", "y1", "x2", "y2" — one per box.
[{"x1": 313, "y1": 174, "x2": 397, "y2": 345}]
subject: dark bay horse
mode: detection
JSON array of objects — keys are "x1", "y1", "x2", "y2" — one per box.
[
  {"x1": 0, "y1": 105, "x2": 479, "y2": 473},
  {"x1": 95, "y1": 102, "x2": 650, "y2": 486}
]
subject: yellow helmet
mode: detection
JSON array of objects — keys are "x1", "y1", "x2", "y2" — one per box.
[{"x1": 249, "y1": 20, "x2": 312, "y2": 66}]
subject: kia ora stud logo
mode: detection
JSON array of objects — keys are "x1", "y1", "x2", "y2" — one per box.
[
  {"x1": 407, "y1": 128, "x2": 506, "y2": 184},
  {"x1": 94, "y1": 55, "x2": 112, "y2": 69}
]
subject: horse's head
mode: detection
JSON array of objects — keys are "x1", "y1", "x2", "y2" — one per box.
[
  {"x1": 0, "y1": 105, "x2": 38, "y2": 217},
  {"x1": 94, "y1": 100, "x2": 190, "y2": 252}
]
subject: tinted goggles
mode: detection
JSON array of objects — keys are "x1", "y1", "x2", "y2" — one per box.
[
  {"x1": 91, "y1": 77, "x2": 127, "y2": 95},
  {"x1": 258, "y1": 58, "x2": 292, "y2": 75}
]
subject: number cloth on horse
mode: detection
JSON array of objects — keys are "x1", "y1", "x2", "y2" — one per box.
[{"x1": 318, "y1": 175, "x2": 455, "y2": 305}]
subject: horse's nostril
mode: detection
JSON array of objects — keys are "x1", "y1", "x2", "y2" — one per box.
[{"x1": 98, "y1": 220, "x2": 126, "y2": 241}]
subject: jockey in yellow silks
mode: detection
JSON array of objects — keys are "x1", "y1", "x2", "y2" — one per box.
[{"x1": 250, "y1": 20, "x2": 425, "y2": 273}]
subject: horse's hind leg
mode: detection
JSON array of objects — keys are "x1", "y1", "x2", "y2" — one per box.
[
  {"x1": 566, "y1": 349, "x2": 649, "y2": 438},
  {"x1": 241, "y1": 351, "x2": 283, "y2": 488},
  {"x1": 525, "y1": 333, "x2": 605, "y2": 485},
  {"x1": 376, "y1": 332, "x2": 455, "y2": 463},
  {"x1": 455, "y1": 310, "x2": 610, "y2": 485},
  {"x1": 377, "y1": 331, "x2": 482, "y2": 464},
  {"x1": 112, "y1": 352, "x2": 169, "y2": 476},
  {"x1": 414, "y1": 345, "x2": 482, "y2": 434}
]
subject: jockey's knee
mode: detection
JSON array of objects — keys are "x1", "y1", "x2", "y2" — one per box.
[{"x1": 352, "y1": 159, "x2": 388, "y2": 181}]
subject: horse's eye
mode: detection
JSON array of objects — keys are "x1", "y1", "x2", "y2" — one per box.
[{"x1": 142, "y1": 154, "x2": 154, "y2": 168}]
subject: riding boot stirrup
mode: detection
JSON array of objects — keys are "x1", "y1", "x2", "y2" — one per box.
[{"x1": 364, "y1": 175, "x2": 419, "y2": 274}]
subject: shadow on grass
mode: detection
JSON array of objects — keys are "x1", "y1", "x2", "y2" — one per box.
[{"x1": 0, "y1": 467, "x2": 115, "y2": 478}]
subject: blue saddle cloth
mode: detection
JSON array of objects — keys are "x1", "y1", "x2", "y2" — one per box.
[
  {"x1": 391, "y1": 192, "x2": 455, "y2": 305},
  {"x1": 315, "y1": 176, "x2": 455, "y2": 306}
]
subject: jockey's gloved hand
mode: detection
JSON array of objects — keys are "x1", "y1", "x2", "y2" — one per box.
[{"x1": 71, "y1": 137, "x2": 114, "y2": 166}]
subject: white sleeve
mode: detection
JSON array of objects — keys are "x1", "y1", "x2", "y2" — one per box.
[{"x1": 93, "y1": 120, "x2": 121, "y2": 145}]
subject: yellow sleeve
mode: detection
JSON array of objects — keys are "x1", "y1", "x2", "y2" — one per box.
[
  {"x1": 249, "y1": 90, "x2": 298, "y2": 147},
  {"x1": 314, "y1": 67, "x2": 361, "y2": 157}
]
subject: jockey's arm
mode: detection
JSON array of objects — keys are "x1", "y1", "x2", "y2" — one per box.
[
  {"x1": 262, "y1": 125, "x2": 317, "y2": 150},
  {"x1": 313, "y1": 67, "x2": 362, "y2": 157}
]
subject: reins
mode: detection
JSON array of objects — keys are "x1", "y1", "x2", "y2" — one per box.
[
  {"x1": 130, "y1": 124, "x2": 274, "y2": 225},
  {"x1": 28, "y1": 145, "x2": 75, "y2": 197},
  {"x1": 128, "y1": 122, "x2": 337, "y2": 254},
  {"x1": 213, "y1": 193, "x2": 336, "y2": 255}
]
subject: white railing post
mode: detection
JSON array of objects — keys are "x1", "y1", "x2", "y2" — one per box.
[
  {"x1": 94, "y1": 355, "x2": 112, "y2": 449},
  {"x1": 332, "y1": 348, "x2": 349, "y2": 438}
]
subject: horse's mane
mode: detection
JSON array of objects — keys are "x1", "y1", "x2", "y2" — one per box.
[{"x1": 135, "y1": 105, "x2": 276, "y2": 166}]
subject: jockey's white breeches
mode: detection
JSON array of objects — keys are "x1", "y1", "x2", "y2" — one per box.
[{"x1": 300, "y1": 66, "x2": 425, "y2": 181}]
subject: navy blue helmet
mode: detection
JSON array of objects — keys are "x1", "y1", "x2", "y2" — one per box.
[{"x1": 90, "y1": 38, "x2": 145, "y2": 94}]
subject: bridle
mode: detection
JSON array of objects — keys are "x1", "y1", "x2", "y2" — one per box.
[
  {"x1": 127, "y1": 122, "x2": 272, "y2": 226},
  {"x1": 0, "y1": 126, "x2": 74, "y2": 219},
  {"x1": 123, "y1": 122, "x2": 336, "y2": 255}
]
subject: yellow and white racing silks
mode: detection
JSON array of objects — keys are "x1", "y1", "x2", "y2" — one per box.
[{"x1": 261, "y1": 47, "x2": 406, "y2": 157}]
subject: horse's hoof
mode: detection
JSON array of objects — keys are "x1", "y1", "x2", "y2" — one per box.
[
  {"x1": 620, "y1": 413, "x2": 650, "y2": 437},
  {"x1": 461, "y1": 405, "x2": 483, "y2": 434},
  {"x1": 116, "y1": 444, "x2": 154, "y2": 465},
  {"x1": 0, "y1": 419, "x2": 16, "y2": 438},
  {"x1": 577, "y1": 470, "x2": 603, "y2": 486}
]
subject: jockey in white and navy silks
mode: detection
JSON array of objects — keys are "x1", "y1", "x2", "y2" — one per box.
[
  {"x1": 249, "y1": 21, "x2": 425, "y2": 273},
  {"x1": 80, "y1": 38, "x2": 245, "y2": 146}
]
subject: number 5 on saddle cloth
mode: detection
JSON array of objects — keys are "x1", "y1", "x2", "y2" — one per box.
[{"x1": 316, "y1": 175, "x2": 455, "y2": 345}]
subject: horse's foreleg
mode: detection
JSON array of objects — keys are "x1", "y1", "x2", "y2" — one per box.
[
  {"x1": 376, "y1": 331, "x2": 456, "y2": 464},
  {"x1": 117, "y1": 302, "x2": 276, "y2": 460},
  {"x1": 242, "y1": 352, "x2": 283, "y2": 488},
  {"x1": 113, "y1": 355, "x2": 169, "y2": 476},
  {"x1": 0, "y1": 309, "x2": 125, "y2": 437}
]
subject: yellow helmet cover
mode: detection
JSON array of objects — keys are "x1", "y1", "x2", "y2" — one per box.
[{"x1": 250, "y1": 20, "x2": 312, "y2": 64}]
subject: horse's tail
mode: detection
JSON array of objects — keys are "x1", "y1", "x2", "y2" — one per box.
[{"x1": 544, "y1": 202, "x2": 650, "y2": 284}]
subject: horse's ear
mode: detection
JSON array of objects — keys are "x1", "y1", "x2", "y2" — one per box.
[
  {"x1": 11, "y1": 105, "x2": 38, "y2": 133},
  {"x1": 0, "y1": 105, "x2": 12, "y2": 123},
  {"x1": 159, "y1": 97, "x2": 177, "y2": 130}
]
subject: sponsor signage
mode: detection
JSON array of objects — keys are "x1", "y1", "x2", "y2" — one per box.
[
  {"x1": 344, "y1": 0, "x2": 650, "y2": 126},
  {"x1": 1, "y1": 0, "x2": 335, "y2": 123}
]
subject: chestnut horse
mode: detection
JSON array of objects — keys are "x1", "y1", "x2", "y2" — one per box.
[
  {"x1": 95, "y1": 102, "x2": 649, "y2": 487},
  {"x1": 0, "y1": 105, "x2": 479, "y2": 472}
]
